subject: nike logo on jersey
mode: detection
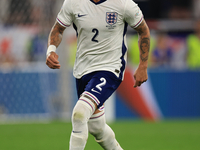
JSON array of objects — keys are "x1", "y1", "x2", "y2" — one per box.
[
  {"x1": 91, "y1": 88, "x2": 101, "y2": 94},
  {"x1": 78, "y1": 14, "x2": 87, "y2": 17}
]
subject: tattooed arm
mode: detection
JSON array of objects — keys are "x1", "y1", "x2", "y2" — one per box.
[
  {"x1": 133, "y1": 20, "x2": 150, "y2": 87},
  {"x1": 48, "y1": 22, "x2": 66, "y2": 47},
  {"x1": 46, "y1": 21, "x2": 66, "y2": 69}
]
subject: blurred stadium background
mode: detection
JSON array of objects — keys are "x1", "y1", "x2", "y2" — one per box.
[{"x1": 0, "y1": 0, "x2": 200, "y2": 149}]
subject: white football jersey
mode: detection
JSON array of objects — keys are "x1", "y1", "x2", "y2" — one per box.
[{"x1": 57, "y1": 0, "x2": 143, "y2": 80}]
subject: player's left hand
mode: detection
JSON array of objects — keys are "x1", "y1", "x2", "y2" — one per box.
[{"x1": 133, "y1": 66, "x2": 148, "y2": 88}]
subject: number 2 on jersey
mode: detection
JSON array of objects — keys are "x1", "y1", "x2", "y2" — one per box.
[{"x1": 92, "y1": 28, "x2": 99, "y2": 43}]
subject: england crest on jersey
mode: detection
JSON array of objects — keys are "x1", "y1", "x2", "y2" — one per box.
[{"x1": 106, "y1": 12, "x2": 118, "y2": 25}]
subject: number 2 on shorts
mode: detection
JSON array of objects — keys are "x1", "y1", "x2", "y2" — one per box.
[{"x1": 96, "y1": 78, "x2": 106, "y2": 91}]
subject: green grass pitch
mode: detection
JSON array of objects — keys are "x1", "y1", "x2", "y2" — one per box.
[{"x1": 0, "y1": 120, "x2": 200, "y2": 150}]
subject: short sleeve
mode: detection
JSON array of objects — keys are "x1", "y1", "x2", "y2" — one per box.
[
  {"x1": 56, "y1": 0, "x2": 73, "y2": 27},
  {"x1": 124, "y1": 0, "x2": 143, "y2": 28}
]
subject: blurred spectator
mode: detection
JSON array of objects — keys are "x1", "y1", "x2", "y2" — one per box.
[
  {"x1": 27, "y1": 34, "x2": 48, "y2": 61},
  {"x1": 193, "y1": 0, "x2": 200, "y2": 19},
  {"x1": 168, "y1": 0, "x2": 192, "y2": 19},
  {"x1": 148, "y1": 0, "x2": 171, "y2": 19},
  {"x1": 186, "y1": 19, "x2": 200, "y2": 69},
  {"x1": 166, "y1": 36, "x2": 187, "y2": 69},
  {"x1": 138, "y1": 0, "x2": 192, "y2": 19},
  {"x1": 6, "y1": 0, "x2": 32, "y2": 25},
  {"x1": 30, "y1": 0, "x2": 57, "y2": 28},
  {"x1": 151, "y1": 32, "x2": 173, "y2": 68},
  {"x1": 5, "y1": 0, "x2": 56, "y2": 27},
  {"x1": 0, "y1": 37, "x2": 15, "y2": 64},
  {"x1": 0, "y1": 0, "x2": 9, "y2": 24}
]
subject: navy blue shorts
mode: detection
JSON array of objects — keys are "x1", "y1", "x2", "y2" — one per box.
[{"x1": 76, "y1": 71, "x2": 122, "y2": 108}]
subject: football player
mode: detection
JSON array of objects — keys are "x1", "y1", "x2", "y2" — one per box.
[{"x1": 46, "y1": 0, "x2": 150, "y2": 149}]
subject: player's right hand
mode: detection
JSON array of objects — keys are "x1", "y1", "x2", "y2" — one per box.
[{"x1": 46, "y1": 52, "x2": 61, "y2": 69}]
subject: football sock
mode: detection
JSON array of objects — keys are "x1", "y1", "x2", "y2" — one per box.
[
  {"x1": 69, "y1": 95, "x2": 96, "y2": 150},
  {"x1": 88, "y1": 111, "x2": 123, "y2": 150}
]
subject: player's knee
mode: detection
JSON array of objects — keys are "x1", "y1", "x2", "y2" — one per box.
[
  {"x1": 72, "y1": 105, "x2": 91, "y2": 125},
  {"x1": 72, "y1": 98, "x2": 95, "y2": 124},
  {"x1": 72, "y1": 109, "x2": 85, "y2": 123}
]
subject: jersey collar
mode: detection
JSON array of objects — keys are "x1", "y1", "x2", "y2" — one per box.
[{"x1": 90, "y1": 0, "x2": 107, "y2": 5}]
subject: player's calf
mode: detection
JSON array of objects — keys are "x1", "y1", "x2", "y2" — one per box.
[{"x1": 88, "y1": 111, "x2": 123, "y2": 150}]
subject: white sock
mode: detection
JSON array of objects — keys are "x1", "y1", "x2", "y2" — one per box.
[
  {"x1": 88, "y1": 111, "x2": 123, "y2": 150},
  {"x1": 70, "y1": 96, "x2": 96, "y2": 150}
]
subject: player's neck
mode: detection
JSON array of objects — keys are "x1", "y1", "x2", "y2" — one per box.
[{"x1": 92, "y1": 0, "x2": 101, "y2": 3}]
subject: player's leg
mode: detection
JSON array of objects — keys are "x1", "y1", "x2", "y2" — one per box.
[
  {"x1": 88, "y1": 108, "x2": 123, "y2": 150},
  {"x1": 70, "y1": 71, "x2": 122, "y2": 150},
  {"x1": 69, "y1": 73, "x2": 97, "y2": 150},
  {"x1": 69, "y1": 94, "x2": 97, "y2": 150}
]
